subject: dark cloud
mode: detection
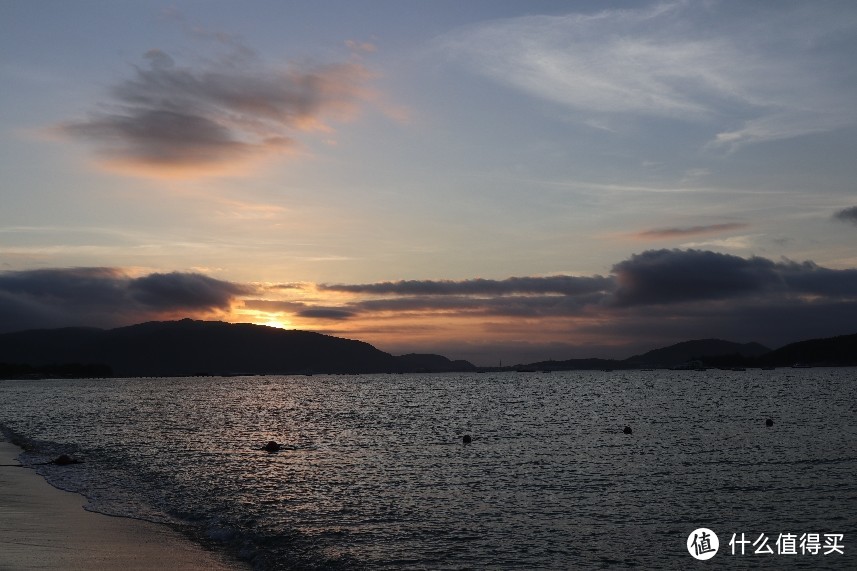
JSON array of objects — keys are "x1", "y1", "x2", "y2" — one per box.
[
  {"x1": 59, "y1": 45, "x2": 372, "y2": 176},
  {"x1": 0, "y1": 268, "x2": 130, "y2": 312},
  {"x1": 634, "y1": 223, "x2": 747, "y2": 239},
  {"x1": 305, "y1": 249, "x2": 857, "y2": 361},
  {"x1": 611, "y1": 249, "x2": 780, "y2": 306},
  {"x1": 128, "y1": 272, "x2": 254, "y2": 310},
  {"x1": 4, "y1": 250, "x2": 856, "y2": 362},
  {"x1": 243, "y1": 299, "x2": 356, "y2": 320},
  {"x1": 321, "y1": 275, "x2": 613, "y2": 296},
  {"x1": 314, "y1": 251, "x2": 857, "y2": 322},
  {"x1": 833, "y1": 206, "x2": 857, "y2": 225},
  {"x1": 611, "y1": 249, "x2": 857, "y2": 307},
  {"x1": 353, "y1": 293, "x2": 604, "y2": 318},
  {"x1": 260, "y1": 283, "x2": 307, "y2": 292},
  {"x1": 777, "y1": 261, "x2": 857, "y2": 296},
  {"x1": 63, "y1": 109, "x2": 261, "y2": 171},
  {"x1": 314, "y1": 275, "x2": 613, "y2": 321},
  {"x1": 297, "y1": 308, "x2": 356, "y2": 320},
  {"x1": 0, "y1": 268, "x2": 252, "y2": 333}
]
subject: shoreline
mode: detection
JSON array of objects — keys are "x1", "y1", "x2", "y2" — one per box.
[{"x1": 0, "y1": 438, "x2": 249, "y2": 571}]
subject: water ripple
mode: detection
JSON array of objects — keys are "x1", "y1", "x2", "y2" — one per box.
[{"x1": 1, "y1": 369, "x2": 856, "y2": 569}]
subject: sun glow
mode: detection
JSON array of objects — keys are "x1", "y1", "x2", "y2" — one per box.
[{"x1": 263, "y1": 318, "x2": 291, "y2": 329}]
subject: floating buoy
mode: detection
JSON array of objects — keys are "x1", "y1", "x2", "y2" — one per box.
[
  {"x1": 623, "y1": 426, "x2": 633, "y2": 435},
  {"x1": 262, "y1": 441, "x2": 281, "y2": 453},
  {"x1": 765, "y1": 418, "x2": 773, "y2": 427},
  {"x1": 462, "y1": 435, "x2": 472, "y2": 444}
]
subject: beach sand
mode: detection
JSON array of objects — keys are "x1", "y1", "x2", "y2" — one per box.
[{"x1": 0, "y1": 439, "x2": 248, "y2": 570}]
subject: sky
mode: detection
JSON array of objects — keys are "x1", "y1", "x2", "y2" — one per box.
[{"x1": 2, "y1": 0, "x2": 857, "y2": 365}]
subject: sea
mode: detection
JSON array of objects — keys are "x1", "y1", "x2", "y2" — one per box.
[{"x1": 1, "y1": 369, "x2": 855, "y2": 569}]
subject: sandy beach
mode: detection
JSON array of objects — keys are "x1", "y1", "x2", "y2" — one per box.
[{"x1": 0, "y1": 439, "x2": 247, "y2": 571}]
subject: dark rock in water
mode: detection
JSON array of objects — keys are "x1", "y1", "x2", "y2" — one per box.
[
  {"x1": 462, "y1": 435, "x2": 472, "y2": 444},
  {"x1": 623, "y1": 426, "x2": 633, "y2": 435},
  {"x1": 765, "y1": 418, "x2": 774, "y2": 427},
  {"x1": 52, "y1": 454, "x2": 81, "y2": 465},
  {"x1": 262, "y1": 441, "x2": 281, "y2": 453}
]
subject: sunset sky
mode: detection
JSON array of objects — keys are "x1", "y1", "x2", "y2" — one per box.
[{"x1": 2, "y1": 0, "x2": 857, "y2": 365}]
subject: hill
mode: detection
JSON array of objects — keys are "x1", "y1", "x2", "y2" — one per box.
[
  {"x1": 625, "y1": 339, "x2": 771, "y2": 368},
  {"x1": 758, "y1": 332, "x2": 857, "y2": 367},
  {"x1": 510, "y1": 358, "x2": 626, "y2": 372},
  {"x1": 0, "y1": 319, "x2": 475, "y2": 377},
  {"x1": 2, "y1": 321, "x2": 854, "y2": 377},
  {"x1": 396, "y1": 354, "x2": 477, "y2": 373}
]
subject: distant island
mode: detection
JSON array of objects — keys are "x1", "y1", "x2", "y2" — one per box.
[{"x1": 0, "y1": 319, "x2": 855, "y2": 378}]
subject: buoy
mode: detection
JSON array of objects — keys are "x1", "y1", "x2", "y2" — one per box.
[
  {"x1": 623, "y1": 426, "x2": 632, "y2": 435},
  {"x1": 462, "y1": 435, "x2": 472, "y2": 444},
  {"x1": 262, "y1": 441, "x2": 281, "y2": 453},
  {"x1": 765, "y1": 418, "x2": 773, "y2": 427}
]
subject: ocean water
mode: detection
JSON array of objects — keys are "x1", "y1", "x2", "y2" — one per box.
[{"x1": 1, "y1": 369, "x2": 855, "y2": 569}]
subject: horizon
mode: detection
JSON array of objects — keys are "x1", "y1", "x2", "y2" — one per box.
[
  {"x1": 3, "y1": 1, "x2": 857, "y2": 365},
  {"x1": 3, "y1": 316, "x2": 850, "y2": 369}
]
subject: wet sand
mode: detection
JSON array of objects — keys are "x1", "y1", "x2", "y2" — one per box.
[{"x1": 0, "y1": 439, "x2": 247, "y2": 570}]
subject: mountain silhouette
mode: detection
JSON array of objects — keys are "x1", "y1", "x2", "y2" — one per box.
[
  {"x1": 625, "y1": 338, "x2": 771, "y2": 368},
  {"x1": 0, "y1": 319, "x2": 474, "y2": 377},
  {"x1": 758, "y1": 332, "x2": 857, "y2": 367},
  {"x1": 396, "y1": 353, "x2": 477, "y2": 373},
  {"x1": 1, "y1": 320, "x2": 854, "y2": 378}
]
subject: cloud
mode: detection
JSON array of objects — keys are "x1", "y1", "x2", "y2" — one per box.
[
  {"x1": 634, "y1": 223, "x2": 748, "y2": 240},
  {"x1": 242, "y1": 299, "x2": 305, "y2": 313},
  {"x1": 243, "y1": 299, "x2": 356, "y2": 321},
  {"x1": 59, "y1": 42, "x2": 374, "y2": 177},
  {"x1": 128, "y1": 271, "x2": 254, "y2": 310},
  {"x1": 307, "y1": 251, "x2": 857, "y2": 322},
  {"x1": 320, "y1": 275, "x2": 613, "y2": 296},
  {"x1": 777, "y1": 261, "x2": 857, "y2": 297},
  {"x1": 679, "y1": 235, "x2": 758, "y2": 251},
  {"x1": 305, "y1": 249, "x2": 857, "y2": 362},
  {"x1": 5, "y1": 250, "x2": 856, "y2": 362},
  {"x1": 440, "y1": 2, "x2": 857, "y2": 147},
  {"x1": 610, "y1": 249, "x2": 857, "y2": 307},
  {"x1": 0, "y1": 268, "x2": 253, "y2": 332},
  {"x1": 297, "y1": 307, "x2": 356, "y2": 320},
  {"x1": 611, "y1": 249, "x2": 779, "y2": 306},
  {"x1": 257, "y1": 282, "x2": 308, "y2": 292},
  {"x1": 834, "y1": 206, "x2": 857, "y2": 225},
  {"x1": 351, "y1": 293, "x2": 605, "y2": 318}
]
